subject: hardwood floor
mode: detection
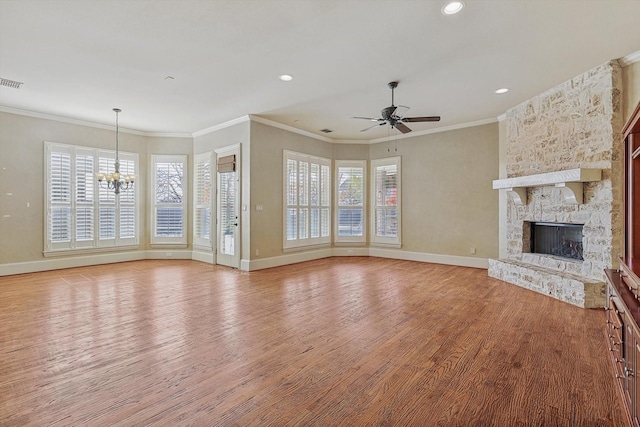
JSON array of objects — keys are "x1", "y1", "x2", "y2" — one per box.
[{"x1": 0, "y1": 257, "x2": 625, "y2": 426}]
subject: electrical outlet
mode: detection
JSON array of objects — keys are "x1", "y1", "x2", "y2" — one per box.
[
  {"x1": 255, "y1": 249, "x2": 260, "y2": 256},
  {"x1": 470, "y1": 247, "x2": 476, "y2": 255}
]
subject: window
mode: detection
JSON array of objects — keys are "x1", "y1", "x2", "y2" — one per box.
[
  {"x1": 193, "y1": 152, "x2": 212, "y2": 249},
  {"x1": 371, "y1": 156, "x2": 401, "y2": 247},
  {"x1": 284, "y1": 150, "x2": 331, "y2": 249},
  {"x1": 152, "y1": 155, "x2": 187, "y2": 245},
  {"x1": 335, "y1": 160, "x2": 366, "y2": 244},
  {"x1": 45, "y1": 142, "x2": 138, "y2": 254}
]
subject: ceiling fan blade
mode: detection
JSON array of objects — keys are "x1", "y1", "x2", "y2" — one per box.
[
  {"x1": 394, "y1": 122, "x2": 412, "y2": 134},
  {"x1": 352, "y1": 116, "x2": 383, "y2": 121},
  {"x1": 402, "y1": 116, "x2": 441, "y2": 123},
  {"x1": 360, "y1": 122, "x2": 386, "y2": 132},
  {"x1": 395, "y1": 105, "x2": 410, "y2": 118}
]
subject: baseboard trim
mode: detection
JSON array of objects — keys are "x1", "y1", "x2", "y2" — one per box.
[
  {"x1": 0, "y1": 251, "x2": 146, "y2": 276},
  {"x1": 1, "y1": 248, "x2": 488, "y2": 276},
  {"x1": 368, "y1": 248, "x2": 489, "y2": 269},
  {"x1": 242, "y1": 248, "x2": 334, "y2": 271},
  {"x1": 192, "y1": 250, "x2": 215, "y2": 264}
]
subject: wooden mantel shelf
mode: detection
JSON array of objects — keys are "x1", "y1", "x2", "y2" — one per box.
[{"x1": 492, "y1": 168, "x2": 602, "y2": 205}]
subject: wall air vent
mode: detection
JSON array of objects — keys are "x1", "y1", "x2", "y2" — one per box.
[
  {"x1": 0, "y1": 78, "x2": 24, "y2": 89},
  {"x1": 320, "y1": 129, "x2": 333, "y2": 133}
]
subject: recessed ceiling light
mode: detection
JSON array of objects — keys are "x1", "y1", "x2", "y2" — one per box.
[
  {"x1": 442, "y1": 1, "x2": 465, "y2": 15},
  {"x1": 279, "y1": 74, "x2": 293, "y2": 82},
  {"x1": 495, "y1": 88, "x2": 509, "y2": 94}
]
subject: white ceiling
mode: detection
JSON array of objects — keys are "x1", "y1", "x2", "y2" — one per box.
[{"x1": 1, "y1": 0, "x2": 640, "y2": 141}]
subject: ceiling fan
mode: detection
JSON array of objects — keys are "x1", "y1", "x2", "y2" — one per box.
[{"x1": 353, "y1": 81, "x2": 440, "y2": 134}]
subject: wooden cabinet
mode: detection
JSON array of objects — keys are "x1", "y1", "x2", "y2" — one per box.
[
  {"x1": 606, "y1": 266, "x2": 640, "y2": 426},
  {"x1": 606, "y1": 102, "x2": 640, "y2": 426}
]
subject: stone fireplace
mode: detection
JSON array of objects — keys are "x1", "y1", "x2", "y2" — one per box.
[{"x1": 488, "y1": 61, "x2": 624, "y2": 308}]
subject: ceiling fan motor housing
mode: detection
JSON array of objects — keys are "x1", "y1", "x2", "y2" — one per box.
[{"x1": 381, "y1": 106, "x2": 396, "y2": 120}]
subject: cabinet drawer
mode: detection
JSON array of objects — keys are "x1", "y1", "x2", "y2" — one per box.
[{"x1": 608, "y1": 298, "x2": 624, "y2": 327}]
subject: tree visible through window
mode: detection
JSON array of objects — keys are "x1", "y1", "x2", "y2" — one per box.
[{"x1": 152, "y1": 155, "x2": 186, "y2": 244}]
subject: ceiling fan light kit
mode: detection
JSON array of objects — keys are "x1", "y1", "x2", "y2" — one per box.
[{"x1": 353, "y1": 81, "x2": 440, "y2": 134}]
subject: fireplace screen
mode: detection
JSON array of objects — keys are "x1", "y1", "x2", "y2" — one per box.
[{"x1": 530, "y1": 222, "x2": 583, "y2": 261}]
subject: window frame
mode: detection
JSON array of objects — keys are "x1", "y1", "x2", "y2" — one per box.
[
  {"x1": 334, "y1": 160, "x2": 367, "y2": 245},
  {"x1": 283, "y1": 150, "x2": 331, "y2": 251},
  {"x1": 151, "y1": 154, "x2": 187, "y2": 246},
  {"x1": 44, "y1": 141, "x2": 139, "y2": 256},
  {"x1": 370, "y1": 156, "x2": 401, "y2": 248}
]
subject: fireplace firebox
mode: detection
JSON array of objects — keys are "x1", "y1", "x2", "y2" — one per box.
[{"x1": 530, "y1": 222, "x2": 584, "y2": 261}]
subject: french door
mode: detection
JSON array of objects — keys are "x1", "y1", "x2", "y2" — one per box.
[{"x1": 216, "y1": 145, "x2": 240, "y2": 268}]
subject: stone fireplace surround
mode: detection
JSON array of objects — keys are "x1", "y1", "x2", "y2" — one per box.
[{"x1": 488, "y1": 61, "x2": 624, "y2": 308}]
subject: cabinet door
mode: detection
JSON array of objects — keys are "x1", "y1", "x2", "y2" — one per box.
[
  {"x1": 635, "y1": 338, "x2": 640, "y2": 425},
  {"x1": 626, "y1": 323, "x2": 635, "y2": 411}
]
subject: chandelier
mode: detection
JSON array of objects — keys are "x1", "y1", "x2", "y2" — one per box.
[{"x1": 96, "y1": 108, "x2": 135, "y2": 194}]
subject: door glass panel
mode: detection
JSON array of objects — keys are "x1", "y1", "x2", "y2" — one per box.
[{"x1": 219, "y1": 170, "x2": 236, "y2": 256}]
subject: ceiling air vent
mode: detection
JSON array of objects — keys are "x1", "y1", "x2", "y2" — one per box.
[
  {"x1": 320, "y1": 128, "x2": 333, "y2": 134},
  {"x1": 0, "y1": 78, "x2": 24, "y2": 89}
]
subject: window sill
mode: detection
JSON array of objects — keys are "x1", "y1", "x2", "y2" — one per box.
[
  {"x1": 370, "y1": 242, "x2": 402, "y2": 249},
  {"x1": 149, "y1": 243, "x2": 188, "y2": 249}
]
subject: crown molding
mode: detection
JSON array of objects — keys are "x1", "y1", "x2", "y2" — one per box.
[
  {"x1": 2, "y1": 104, "x2": 500, "y2": 143},
  {"x1": 368, "y1": 117, "x2": 498, "y2": 144},
  {"x1": 619, "y1": 49, "x2": 640, "y2": 67},
  {"x1": 0, "y1": 106, "x2": 192, "y2": 138},
  {"x1": 248, "y1": 115, "x2": 335, "y2": 143},
  {"x1": 497, "y1": 113, "x2": 507, "y2": 122},
  {"x1": 191, "y1": 115, "x2": 251, "y2": 137}
]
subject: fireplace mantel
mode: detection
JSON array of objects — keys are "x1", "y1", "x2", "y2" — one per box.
[{"x1": 492, "y1": 168, "x2": 602, "y2": 205}]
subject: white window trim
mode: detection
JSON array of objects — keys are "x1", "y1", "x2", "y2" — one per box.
[
  {"x1": 193, "y1": 152, "x2": 213, "y2": 250},
  {"x1": 151, "y1": 154, "x2": 187, "y2": 246},
  {"x1": 283, "y1": 150, "x2": 331, "y2": 251},
  {"x1": 44, "y1": 141, "x2": 139, "y2": 256},
  {"x1": 334, "y1": 160, "x2": 366, "y2": 245},
  {"x1": 370, "y1": 156, "x2": 401, "y2": 248}
]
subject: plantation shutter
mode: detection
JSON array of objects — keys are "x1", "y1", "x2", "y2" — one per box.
[
  {"x1": 48, "y1": 147, "x2": 72, "y2": 249},
  {"x1": 335, "y1": 162, "x2": 365, "y2": 242},
  {"x1": 371, "y1": 157, "x2": 401, "y2": 247},
  {"x1": 75, "y1": 150, "x2": 94, "y2": 246},
  {"x1": 194, "y1": 152, "x2": 212, "y2": 248},
  {"x1": 283, "y1": 150, "x2": 331, "y2": 249}
]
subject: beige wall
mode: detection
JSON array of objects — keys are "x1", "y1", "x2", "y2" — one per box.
[
  {"x1": 623, "y1": 60, "x2": 640, "y2": 125},
  {"x1": 370, "y1": 124, "x2": 499, "y2": 259},
  {"x1": 244, "y1": 120, "x2": 499, "y2": 261},
  {"x1": 249, "y1": 121, "x2": 334, "y2": 260},
  {"x1": 0, "y1": 111, "x2": 192, "y2": 265}
]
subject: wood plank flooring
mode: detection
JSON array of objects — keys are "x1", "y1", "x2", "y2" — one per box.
[{"x1": 0, "y1": 257, "x2": 626, "y2": 426}]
